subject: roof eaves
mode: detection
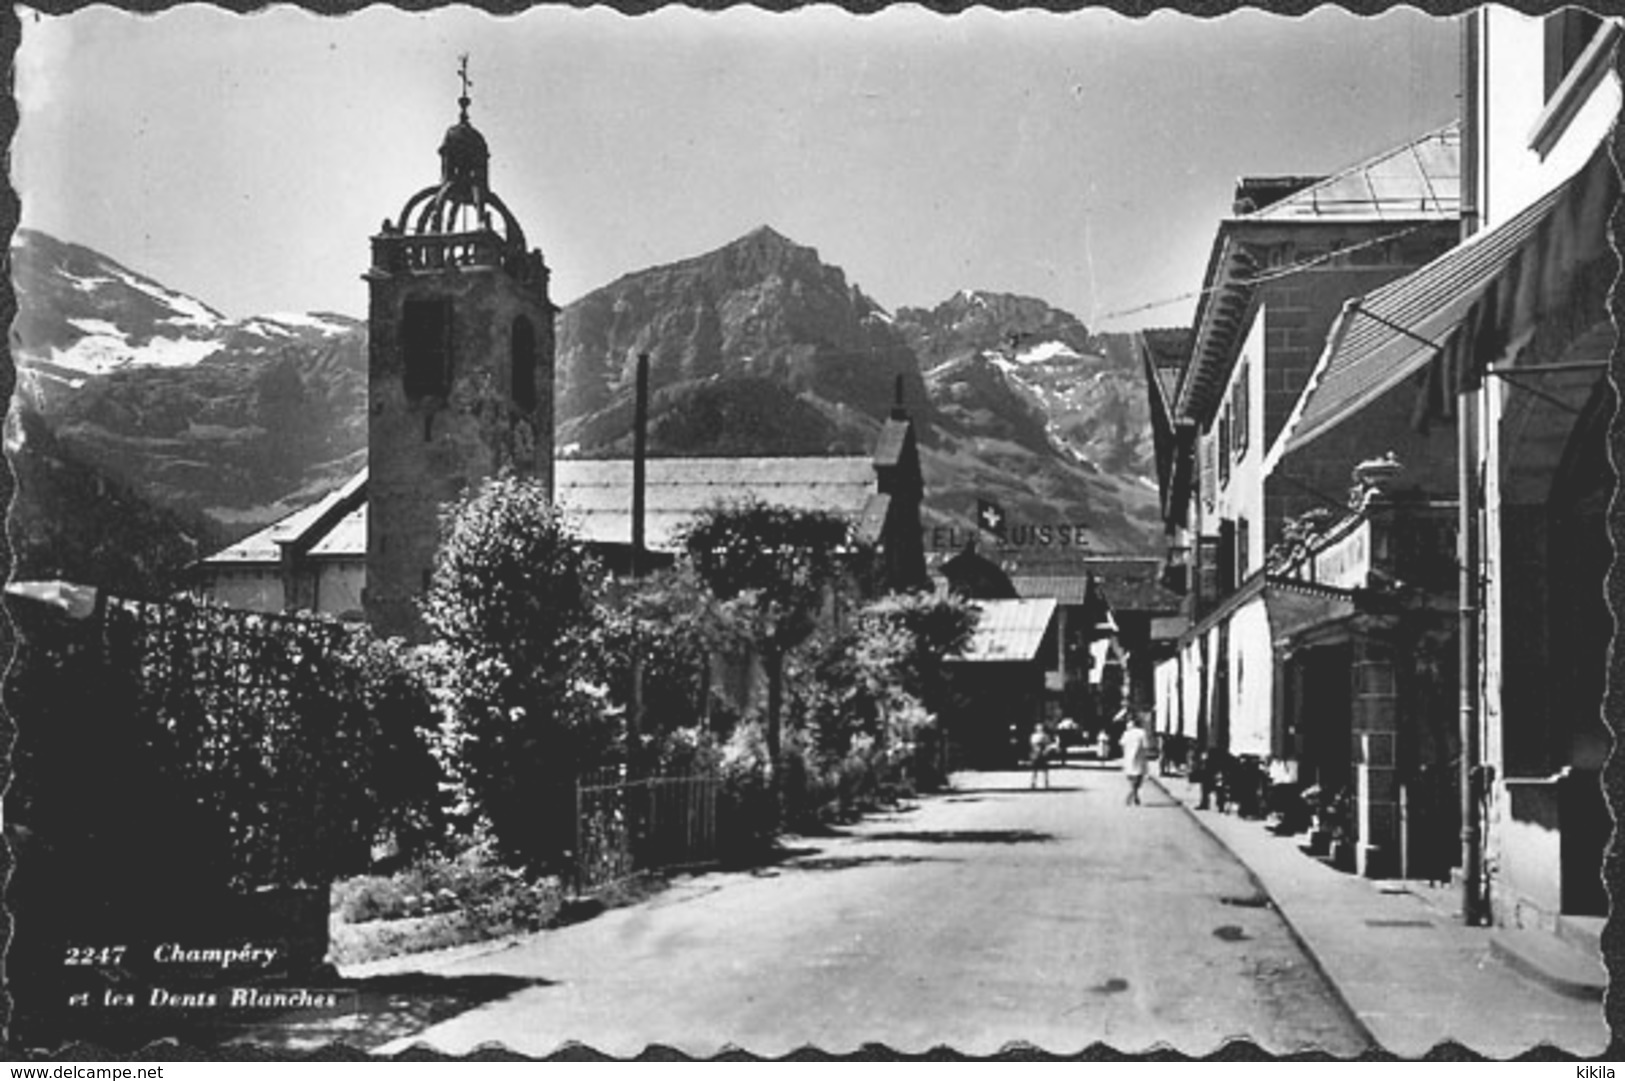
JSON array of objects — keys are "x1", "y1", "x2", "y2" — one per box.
[{"x1": 1180, "y1": 224, "x2": 1260, "y2": 426}]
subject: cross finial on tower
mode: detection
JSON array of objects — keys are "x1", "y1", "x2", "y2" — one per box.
[{"x1": 457, "y1": 53, "x2": 473, "y2": 121}]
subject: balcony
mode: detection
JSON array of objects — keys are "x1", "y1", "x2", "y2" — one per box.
[{"x1": 370, "y1": 230, "x2": 538, "y2": 282}]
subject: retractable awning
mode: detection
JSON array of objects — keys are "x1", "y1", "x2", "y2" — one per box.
[{"x1": 1272, "y1": 135, "x2": 1616, "y2": 463}]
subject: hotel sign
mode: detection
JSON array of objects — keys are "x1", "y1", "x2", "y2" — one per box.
[
  {"x1": 1311, "y1": 520, "x2": 1370, "y2": 590},
  {"x1": 928, "y1": 498, "x2": 1092, "y2": 550}
]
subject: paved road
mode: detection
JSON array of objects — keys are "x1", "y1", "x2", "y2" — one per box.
[{"x1": 368, "y1": 762, "x2": 1372, "y2": 1057}]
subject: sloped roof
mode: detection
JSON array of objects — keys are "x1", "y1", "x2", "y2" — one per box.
[
  {"x1": 1241, "y1": 124, "x2": 1460, "y2": 223},
  {"x1": 1010, "y1": 576, "x2": 1094, "y2": 605},
  {"x1": 202, "y1": 470, "x2": 368, "y2": 565},
  {"x1": 553, "y1": 456, "x2": 879, "y2": 552},
  {"x1": 872, "y1": 417, "x2": 912, "y2": 469},
  {"x1": 951, "y1": 598, "x2": 1058, "y2": 663},
  {"x1": 200, "y1": 453, "x2": 891, "y2": 569},
  {"x1": 308, "y1": 505, "x2": 367, "y2": 558},
  {"x1": 1008, "y1": 558, "x2": 1181, "y2": 614}
]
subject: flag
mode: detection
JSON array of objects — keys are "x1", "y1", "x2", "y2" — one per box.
[{"x1": 976, "y1": 498, "x2": 1007, "y2": 538}]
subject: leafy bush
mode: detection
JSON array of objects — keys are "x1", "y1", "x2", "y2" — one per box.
[
  {"x1": 337, "y1": 632, "x2": 448, "y2": 865},
  {"x1": 712, "y1": 723, "x2": 778, "y2": 863},
  {"x1": 421, "y1": 474, "x2": 618, "y2": 872},
  {"x1": 590, "y1": 567, "x2": 722, "y2": 750}
]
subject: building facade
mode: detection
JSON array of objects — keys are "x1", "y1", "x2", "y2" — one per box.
[
  {"x1": 1150, "y1": 127, "x2": 1464, "y2": 866},
  {"x1": 1468, "y1": 4, "x2": 1618, "y2": 935},
  {"x1": 1285, "y1": 8, "x2": 1617, "y2": 926},
  {"x1": 1148, "y1": 11, "x2": 1619, "y2": 937}
]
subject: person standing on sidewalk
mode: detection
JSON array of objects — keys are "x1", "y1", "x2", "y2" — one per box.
[
  {"x1": 1120, "y1": 713, "x2": 1151, "y2": 806},
  {"x1": 1028, "y1": 723, "x2": 1053, "y2": 789}
]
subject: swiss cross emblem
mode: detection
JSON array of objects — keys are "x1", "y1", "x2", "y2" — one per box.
[{"x1": 977, "y1": 499, "x2": 1006, "y2": 536}]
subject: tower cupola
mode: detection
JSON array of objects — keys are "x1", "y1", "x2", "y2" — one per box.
[
  {"x1": 372, "y1": 56, "x2": 536, "y2": 277},
  {"x1": 439, "y1": 89, "x2": 491, "y2": 189}
]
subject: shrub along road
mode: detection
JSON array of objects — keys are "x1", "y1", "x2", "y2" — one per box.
[{"x1": 366, "y1": 760, "x2": 1371, "y2": 1058}]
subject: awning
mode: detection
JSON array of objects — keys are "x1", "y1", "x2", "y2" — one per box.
[
  {"x1": 1265, "y1": 578, "x2": 1359, "y2": 647},
  {"x1": 1273, "y1": 133, "x2": 1617, "y2": 461}
]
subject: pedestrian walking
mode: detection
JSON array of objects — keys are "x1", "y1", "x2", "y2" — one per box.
[
  {"x1": 1028, "y1": 723, "x2": 1052, "y2": 789},
  {"x1": 1120, "y1": 713, "x2": 1151, "y2": 806}
]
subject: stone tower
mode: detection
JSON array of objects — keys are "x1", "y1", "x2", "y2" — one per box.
[{"x1": 364, "y1": 68, "x2": 555, "y2": 639}]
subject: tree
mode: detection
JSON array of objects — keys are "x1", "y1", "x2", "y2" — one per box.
[
  {"x1": 680, "y1": 501, "x2": 867, "y2": 808},
  {"x1": 590, "y1": 565, "x2": 719, "y2": 752},
  {"x1": 854, "y1": 591, "x2": 980, "y2": 788},
  {"x1": 421, "y1": 473, "x2": 612, "y2": 870}
]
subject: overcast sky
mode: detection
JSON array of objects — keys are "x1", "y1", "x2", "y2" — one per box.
[{"x1": 15, "y1": 5, "x2": 1460, "y2": 331}]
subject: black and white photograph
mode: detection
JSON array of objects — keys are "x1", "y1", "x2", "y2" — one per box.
[{"x1": 3, "y1": 2, "x2": 1616, "y2": 1060}]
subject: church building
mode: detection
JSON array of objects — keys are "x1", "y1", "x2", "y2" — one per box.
[{"x1": 196, "y1": 74, "x2": 928, "y2": 628}]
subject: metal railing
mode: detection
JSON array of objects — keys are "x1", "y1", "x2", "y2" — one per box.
[{"x1": 573, "y1": 767, "x2": 720, "y2": 896}]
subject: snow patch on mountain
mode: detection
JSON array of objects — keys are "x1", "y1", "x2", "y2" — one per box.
[
  {"x1": 257, "y1": 312, "x2": 358, "y2": 335},
  {"x1": 48, "y1": 328, "x2": 223, "y2": 376},
  {"x1": 107, "y1": 267, "x2": 226, "y2": 329},
  {"x1": 1014, "y1": 339, "x2": 1084, "y2": 365}
]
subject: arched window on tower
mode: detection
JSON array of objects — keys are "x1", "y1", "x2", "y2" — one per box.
[
  {"x1": 511, "y1": 315, "x2": 537, "y2": 411},
  {"x1": 402, "y1": 297, "x2": 454, "y2": 399}
]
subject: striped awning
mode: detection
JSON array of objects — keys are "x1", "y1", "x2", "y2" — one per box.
[{"x1": 1275, "y1": 134, "x2": 1616, "y2": 461}]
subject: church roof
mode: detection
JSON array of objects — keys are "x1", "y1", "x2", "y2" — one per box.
[
  {"x1": 554, "y1": 456, "x2": 883, "y2": 552},
  {"x1": 199, "y1": 455, "x2": 891, "y2": 566},
  {"x1": 201, "y1": 470, "x2": 368, "y2": 565}
]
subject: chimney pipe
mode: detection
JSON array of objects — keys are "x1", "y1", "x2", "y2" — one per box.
[{"x1": 632, "y1": 352, "x2": 649, "y2": 577}]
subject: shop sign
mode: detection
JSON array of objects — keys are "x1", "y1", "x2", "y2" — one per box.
[{"x1": 1312, "y1": 521, "x2": 1370, "y2": 589}]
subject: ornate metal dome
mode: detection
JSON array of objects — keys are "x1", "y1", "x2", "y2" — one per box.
[{"x1": 393, "y1": 86, "x2": 526, "y2": 252}]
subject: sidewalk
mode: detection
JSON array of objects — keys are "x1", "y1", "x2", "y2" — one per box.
[{"x1": 1150, "y1": 773, "x2": 1611, "y2": 1059}]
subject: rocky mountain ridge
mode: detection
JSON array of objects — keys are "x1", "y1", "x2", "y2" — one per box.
[
  {"x1": 554, "y1": 230, "x2": 1161, "y2": 553},
  {"x1": 9, "y1": 226, "x2": 1164, "y2": 591}
]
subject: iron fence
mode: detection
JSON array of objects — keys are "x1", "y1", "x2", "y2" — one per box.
[{"x1": 573, "y1": 767, "x2": 720, "y2": 896}]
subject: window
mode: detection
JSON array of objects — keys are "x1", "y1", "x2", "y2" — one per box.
[
  {"x1": 1546, "y1": 10, "x2": 1603, "y2": 100},
  {"x1": 511, "y1": 316, "x2": 537, "y2": 411},
  {"x1": 402, "y1": 297, "x2": 454, "y2": 399},
  {"x1": 1217, "y1": 404, "x2": 1232, "y2": 488},
  {"x1": 1237, "y1": 517, "x2": 1251, "y2": 582},
  {"x1": 1217, "y1": 519, "x2": 1237, "y2": 596},
  {"x1": 1232, "y1": 364, "x2": 1249, "y2": 459}
]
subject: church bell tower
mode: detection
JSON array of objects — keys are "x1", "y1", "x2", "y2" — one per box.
[{"x1": 364, "y1": 60, "x2": 556, "y2": 639}]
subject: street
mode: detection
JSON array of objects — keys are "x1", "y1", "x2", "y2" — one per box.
[{"x1": 366, "y1": 762, "x2": 1372, "y2": 1057}]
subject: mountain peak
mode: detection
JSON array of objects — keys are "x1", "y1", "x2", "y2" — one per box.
[
  {"x1": 743, "y1": 224, "x2": 793, "y2": 245},
  {"x1": 722, "y1": 224, "x2": 815, "y2": 265}
]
